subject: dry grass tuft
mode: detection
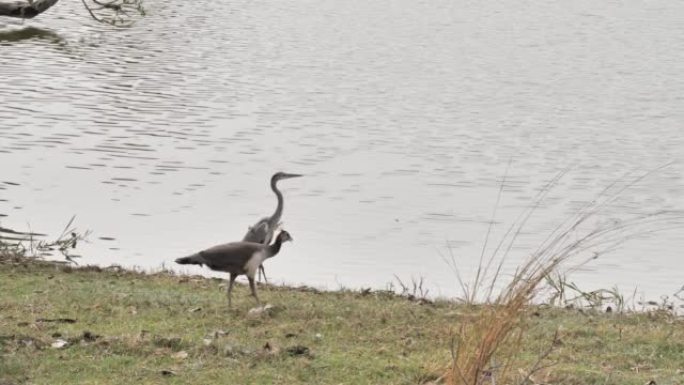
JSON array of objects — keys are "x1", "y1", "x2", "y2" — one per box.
[
  {"x1": 443, "y1": 165, "x2": 684, "y2": 385},
  {"x1": 0, "y1": 215, "x2": 89, "y2": 264},
  {"x1": 446, "y1": 257, "x2": 562, "y2": 385}
]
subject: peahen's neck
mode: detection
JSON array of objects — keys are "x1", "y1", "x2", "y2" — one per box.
[{"x1": 266, "y1": 236, "x2": 283, "y2": 259}]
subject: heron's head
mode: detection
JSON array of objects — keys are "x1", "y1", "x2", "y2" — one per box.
[
  {"x1": 272, "y1": 172, "x2": 303, "y2": 183},
  {"x1": 277, "y1": 230, "x2": 293, "y2": 243}
]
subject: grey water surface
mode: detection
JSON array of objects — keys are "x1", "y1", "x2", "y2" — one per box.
[{"x1": 1, "y1": 0, "x2": 683, "y2": 300}]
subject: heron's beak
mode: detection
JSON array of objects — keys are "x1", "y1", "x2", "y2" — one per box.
[{"x1": 282, "y1": 173, "x2": 303, "y2": 179}]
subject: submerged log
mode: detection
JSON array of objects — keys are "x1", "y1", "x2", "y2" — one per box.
[{"x1": 0, "y1": 0, "x2": 59, "y2": 18}]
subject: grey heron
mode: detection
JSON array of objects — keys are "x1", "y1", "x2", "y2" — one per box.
[
  {"x1": 242, "y1": 171, "x2": 302, "y2": 282},
  {"x1": 175, "y1": 230, "x2": 293, "y2": 307}
]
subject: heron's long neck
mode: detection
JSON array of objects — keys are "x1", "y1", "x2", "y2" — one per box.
[
  {"x1": 265, "y1": 236, "x2": 283, "y2": 259},
  {"x1": 270, "y1": 179, "x2": 284, "y2": 223}
]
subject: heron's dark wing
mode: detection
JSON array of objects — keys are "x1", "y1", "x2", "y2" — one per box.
[
  {"x1": 199, "y1": 242, "x2": 262, "y2": 272},
  {"x1": 242, "y1": 217, "x2": 273, "y2": 244}
]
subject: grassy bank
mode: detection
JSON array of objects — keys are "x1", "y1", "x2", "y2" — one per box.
[{"x1": 1, "y1": 258, "x2": 683, "y2": 385}]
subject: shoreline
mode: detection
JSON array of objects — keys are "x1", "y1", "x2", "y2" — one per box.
[{"x1": 5, "y1": 253, "x2": 684, "y2": 313}]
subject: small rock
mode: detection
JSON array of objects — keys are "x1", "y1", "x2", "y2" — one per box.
[
  {"x1": 203, "y1": 329, "x2": 227, "y2": 345},
  {"x1": 211, "y1": 329, "x2": 227, "y2": 338},
  {"x1": 314, "y1": 333, "x2": 323, "y2": 341},
  {"x1": 19, "y1": 338, "x2": 35, "y2": 348},
  {"x1": 173, "y1": 350, "x2": 189, "y2": 360},
  {"x1": 221, "y1": 344, "x2": 236, "y2": 357},
  {"x1": 51, "y1": 339, "x2": 69, "y2": 349},
  {"x1": 247, "y1": 304, "x2": 275, "y2": 317}
]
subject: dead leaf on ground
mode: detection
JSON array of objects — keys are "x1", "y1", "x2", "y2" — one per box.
[
  {"x1": 36, "y1": 318, "x2": 76, "y2": 324},
  {"x1": 286, "y1": 345, "x2": 310, "y2": 357}
]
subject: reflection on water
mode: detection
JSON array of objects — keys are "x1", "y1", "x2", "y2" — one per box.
[
  {"x1": 0, "y1": 225, "x2": 45, "y2": 242},
  {"x1": 1, "y1": 0, "x2": 683, "y2": 300},
  {"x1": 0, "y1": 25, "x2": 64, "y2": 44}
]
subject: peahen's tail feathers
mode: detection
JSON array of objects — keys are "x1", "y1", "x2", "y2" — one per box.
[{"x1": 175, "y1": 253, "x2": 205, "y2": 266}]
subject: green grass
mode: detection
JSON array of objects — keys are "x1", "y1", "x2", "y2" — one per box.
[{"x1": 1, "y1": 258, "x2": 683, "y2": 385}]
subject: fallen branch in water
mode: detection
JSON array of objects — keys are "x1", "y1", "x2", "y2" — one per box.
[
  {"x1": 0, "y1": 0, "x2": 59, "y2": 19},
  {"x1": 0, "y1": 0, "x2": 144, "y2": 26},
  {"x1": 80, "y1": 0, "x2": 144, "y2": 26}
]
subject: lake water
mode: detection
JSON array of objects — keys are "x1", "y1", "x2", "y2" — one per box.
[{"x1": 1, "y1": 0, "x2": 683, "y2": 303}]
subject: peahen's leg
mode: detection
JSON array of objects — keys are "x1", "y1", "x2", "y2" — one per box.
[
  {"x1": 248, "y1": 276, "x2": 261, "y2": 306},
  {"x1": 227, "y1": 273, "x2": 237, "y2": 308}
]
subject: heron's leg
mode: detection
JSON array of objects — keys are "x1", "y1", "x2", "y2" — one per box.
[
  {"x1": 227, "y1": 273, "x2": 237, "y2": 308},
  {"x1": 248, "y1": 276, "x2": 260, "y2": 306},
  {"x1": 258, "y1": 264, "x2": 268, "y2": 284}
]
